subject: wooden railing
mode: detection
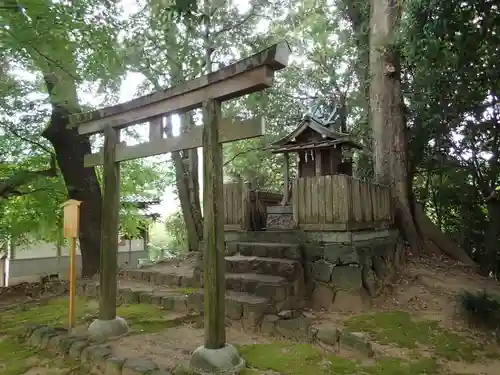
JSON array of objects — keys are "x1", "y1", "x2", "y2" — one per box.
[
  {"x1": 223, "y1": 182, "x2": 248, "y2": 231},
  {"x1": 223, "y1": 183, "x2": 283, "y2": 231},
  {"x1": 292, "y1": 175, "x2": 393, "y2": 231}
]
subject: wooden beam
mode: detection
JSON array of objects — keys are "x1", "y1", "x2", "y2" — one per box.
[
  {"x1": 84, "y1": 116, "x2": 265, "y2": 167},
  {"x1": 148, "y1": 116, "x2": 163, "y2": 141},
  {"x1": 76, "y1": 66, "x2": 273, "y2": 135},
  {"x1": 99, "y1": 126, "x2": 120, "y2": 321},
  {"x1": 202, "y1": 99, "x2": 226, "y2": 349},
  {"x1": 69, "y1": 42, "x2": 290, "y2": 131}
]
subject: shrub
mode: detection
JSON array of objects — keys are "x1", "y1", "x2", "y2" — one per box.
[{"x1": 457, "y1": 289, "x2": 500, "y2": 331}]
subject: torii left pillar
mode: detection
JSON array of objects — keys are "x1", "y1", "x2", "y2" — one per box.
[{"x1": 87, "y1": 126, "x2": 129, "y2": 340}]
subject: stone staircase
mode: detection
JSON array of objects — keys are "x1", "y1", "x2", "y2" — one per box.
[
  {"x1": 78, "y1": 242, "x2": 306, "y2": 329},
  {"x1": 224, "y1": 242, "x2": 305, "y2": 312}
]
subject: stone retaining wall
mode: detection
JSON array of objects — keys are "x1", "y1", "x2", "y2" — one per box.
[
  {"x1": 226, "y1": 229, "x2": 405, "y2": 311},
  {"x1": 307, "y1": 235, "x2": 405, "y2": 310},
  {"x1": 22, "y1": 316, "x2": 375, "y2": 374}
]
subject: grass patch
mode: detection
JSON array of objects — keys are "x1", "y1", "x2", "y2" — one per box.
[
  {"x1": 363, "y1": 357, "x2": 440, "y2": 375},
  {"x1": 0, "y1": 296, "x2": 181, "y2": 337},
  {"x1": 0, "y1": 297, "x2": 92, "y2": 335},
  {"x1": 240, "y1": 342, "x2": 443, "y2": 375},
  {"x1": 345, "y1": 311, "x2": 478, "y2": 362},
  {"x1": 240, "y1": 341, "x2": 358, "y2": 374},
  {"x1": 117, "y1": 303, "x2": 182, "y2": 333},
  {"x1": 0, "y1": 338, "x2": 38, "y2": 375},
  {"x1": 170, "y1": 287, "x2": 201, "y2": 295}
]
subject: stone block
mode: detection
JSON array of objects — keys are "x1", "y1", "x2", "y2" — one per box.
[
  {"x1": 121, "y1": 289, "x2": 141, "y2": 304},
  {"x1": 225, "y1": 242, "x2": 238, "y2": 256},
  {"x1": 255, "y1": 283, "x2": 287, "y2": 302},
  {"x1": 242, "y1": 302, "x2": 267, "y2": 331},
  {"x1": 324, "y1": 244, "x2": 359, "y2": 265},
  {"x1": 29, "y1": 326, "x2": 55, "y2": 347},
  {"x1": 266, "y1": 245, "x2": 284, "y2": 259},
  {"x1": 68, "y1": 340, "x2": 90, "y2": 359},
  {"x1": 332, "y1": 290, "x2": 365, "y2": 313},
  {"x1": 161, "y1": 296, "x2": 175, "y2": 310},
  {"x1": 104, "y1": 356, "x2": 125, "y2": 375},
  {"x1": 260, "y1": 315, "x2": 279, "y2": 335},
  {"x1": 312, "y1": 260, "x2": 334, "y2": 283},
  {"x1": 173, "y1": 295, "x2": 188, "y2": 311},
  {"x1": 76, "y1": 282, "x2": 87, "y2": 295},
  {"x1": 24, "y1": 323, "x2": 41, "y2": 338},
  {"x1": 164, "y1": 273, "x2": 181, "y2": 286},
  {"x1": 239, "y1": 244, "x2": 254, "y2": 256},
  {"x1": 330, "y1": 265, "x2": 362, "y2": 291},
  {"x1": 253, "y1": 245, "x2": 268, "y2": 257},
  {"x1": 139, "y1": 292, "x2": 153, "y2": 304},
  {"x1": 56, "y1": 335, "x2": 81, "y2": 354},
  {"x1": 316, "y1": 327, "x2": 341, "y2": 345},
  {"x1": 141, "y1": 271, "x2": 155, "y2": 282},
  {"x1": 86, "y1": 283, "x2": 99, "y2": 297},
  {"x1": 128, "y1": 270, "x2": 143, "y2": 281},
  {"x1": 122, "y1": 357, "x2": 159, "y2": 375},
  {"x1": 303, "y1": 244, "x2": 323, "y2": 261},
  {"x1": 226, "y1": 298, "x2": 243, "y2": 320},
  {"x1": 47, "y1": 334, "x2": 63, "y2": 352},
  {"x1": 151, "y1": 294, "x2": 163, "y2": 306},
  {"x1": 180, "y1": 276, "x2": 196, "y2": 287},
  {"x1": 40, "y1": 330, "x2": 59, "y2": 349},
  {"x1": 187, "y1": 292, "x2": 204, "y2": 312},
  {"x1": 153, "y1": 274, "x2": 166, "y2": 285},
  {"x1": 81, "y1": 345, "x2": 112, "y2": 364},
  {"x1": 276, "y1": 317, "x2": 311, "y2": 340},
  {"x1": 311, "y1": 282, "x2": 335, "y2": 310},
  {"x1": 339, "y1": 331, "x2": 374, "y2": 357}
]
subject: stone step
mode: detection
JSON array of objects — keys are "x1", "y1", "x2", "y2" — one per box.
[
  {"x1": 225, "y1": 255, "x2": 303, "y2": 281},
  {"x1": 226, "y1": 241, "x2": 302, "y2": 260},
  {"x1": 225, "y1": 272, "x2": 293, "y2": 307},
  {"x1": 120, "y1": 268, "x2": 199, "y2": 288},
  {"x1": 77, "y1": 280, "x2": 273, "y2": 328}
]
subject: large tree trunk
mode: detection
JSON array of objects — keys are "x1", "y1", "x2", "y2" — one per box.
[
  {"x1": 165, "y1": 115, "x2": 203, "y2": 252},
  {"x1": 369, "y1": 0, "x2": 423, "y2": 254},
  {"x1": 369, "y1": 0, "x2": 476, "y2": 267},
  {"x1": 42, "y1": 74, "x2": 102, "y2": 278}
]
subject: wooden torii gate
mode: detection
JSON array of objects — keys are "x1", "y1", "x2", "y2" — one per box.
[{"x1": 69, "y1": 42, "x2": 290, "y2": 370}]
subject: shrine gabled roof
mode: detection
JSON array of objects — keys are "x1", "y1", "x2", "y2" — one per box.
[{"x1": 269, "y1": 115, "x2": 362, "y2": 150}]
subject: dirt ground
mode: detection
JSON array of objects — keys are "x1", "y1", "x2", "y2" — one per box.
[{"x1": 2, "y1": 254, "x2": 500, "y2": 375}]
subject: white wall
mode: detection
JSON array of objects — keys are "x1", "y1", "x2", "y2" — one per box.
[{"x1": 4, "y1": 239, "x2": 147, "y2": 286}]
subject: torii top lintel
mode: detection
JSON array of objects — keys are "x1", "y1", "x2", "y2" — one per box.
[{"x1": 69, "y1": 41, "x2": 292, "y2": 136}]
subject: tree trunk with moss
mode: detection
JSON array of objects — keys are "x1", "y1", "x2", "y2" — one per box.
[{"x1": 369, "y1": 0, "x2": 476, "y2": 266}]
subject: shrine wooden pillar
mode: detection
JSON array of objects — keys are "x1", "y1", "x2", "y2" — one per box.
[{"x1": 282, "y1": 152, "x2": 290, "y2": 205}]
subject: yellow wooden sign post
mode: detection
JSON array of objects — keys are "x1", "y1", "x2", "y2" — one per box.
[{"x1": 61, "y1": 199, "x2": 82, "y2": 333}]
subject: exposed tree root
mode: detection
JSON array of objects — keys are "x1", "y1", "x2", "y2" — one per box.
[{"x1": 413, "y1": 201, "x2": 476, "y2": 267}]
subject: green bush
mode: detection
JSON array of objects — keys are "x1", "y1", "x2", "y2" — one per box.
[
  {"x1": 164, "y1": 209, "x2": 188, "y2": 253},
  {"x1": 457, "y1": 289, "x2": 500, "y2": 330}
]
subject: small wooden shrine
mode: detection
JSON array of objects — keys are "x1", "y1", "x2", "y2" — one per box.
[
  {"x1": 268, "y1": 98, "x2": 363, "y2": 205},
  {"x1": 221, "y1": 96, "x2": 392, "y2": 233}
]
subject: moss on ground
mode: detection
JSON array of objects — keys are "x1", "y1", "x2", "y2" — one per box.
[
  {"x1": 239, "y1": 341, "x2": 441, "y2": 375},
  {"x1": 117, "y1": 303, "x2": 185, "y2": 333},
  {"x1": 345, "y1": 311, "x2": 479, "y2": 362},
  {"x1": 0, "y1": 296, "x2": 184, "y2": 374}
]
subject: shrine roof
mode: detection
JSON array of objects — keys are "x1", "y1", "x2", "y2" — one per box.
[{"x1": 268, "y1": 115, "x2": 363, "y2": 153}]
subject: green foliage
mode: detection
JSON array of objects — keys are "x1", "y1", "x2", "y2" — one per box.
[
  {"x1": 457, "y1": 290, "x2": 500, "y2": 331},
  {"x1": 164, "y1": 209, "x2": 188, "y2": 253}
]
